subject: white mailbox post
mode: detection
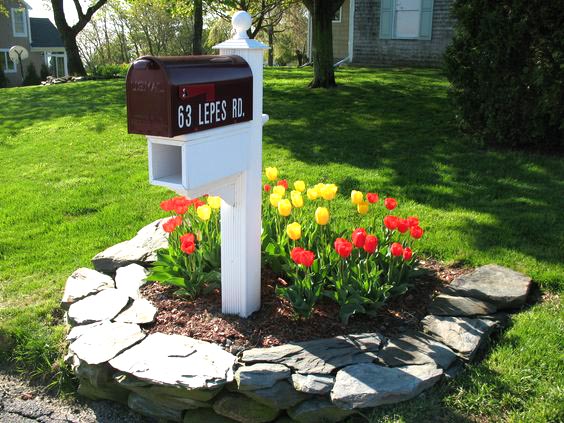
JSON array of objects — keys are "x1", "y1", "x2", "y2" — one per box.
[{"x1": 130, "y1": 12, "x2": 268, "y2": 317}]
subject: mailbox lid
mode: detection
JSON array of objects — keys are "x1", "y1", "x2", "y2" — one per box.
[{"x1": 126, "y1": 55, "x2": 253, "y2": 138}]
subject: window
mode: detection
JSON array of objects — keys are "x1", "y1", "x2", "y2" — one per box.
[
  {"x1": 379, "y1": 0, "x2": 434, "y2": 40},
  {"x1": 11, "y1": 8, "x2": 27, "y2": 37},
  {"x1": 0, "y1": 50, "x2": 17, "y2": 73},
  {"x1": 46, "y1": 52, "x2": 67, "y2": 78},
  {"x1": 333, "y1": 7, "x2": 342, "y2": 23}
]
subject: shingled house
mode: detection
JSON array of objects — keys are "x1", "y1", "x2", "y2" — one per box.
[
  {"x1": 307, "y1": 0, "x2": 456, "y2": 67},
  {"x1": 0, "y1": 0, "x2": 68, "y2": 87}
]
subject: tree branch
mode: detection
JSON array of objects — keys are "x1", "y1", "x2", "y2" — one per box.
[{"x1": 72, "y1": 0, "x2": 108, "y2": 34}]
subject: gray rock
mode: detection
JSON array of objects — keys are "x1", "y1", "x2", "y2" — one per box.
[
  {"x1": 109, "y1": 333, "x2": 236, "y2": 389},
  {"x1": 114, "y1": 372, "x2": 222, "y2": 401},
  {"x1": 184, "y1": 408, "x2": 237, "y2": 423},
  {"x1": 241, "y1": 381, "x2": 309, "y2": 410},
  {"x1": 113, "y1": 298, "x2": 157, "y2": 324},
  {"x1": 77, "y1": 378, "x2": 130, "y2": 404},
  {"x1": 443, "y1": 264, "x2": 531, "y2": 309},
  {"x1": 115, "y1": 263, "x2": 149, "y2": 299},
  {"x1": 67, "y1": 288, "x2": 130, "y2": 325},
  {"x1": 287, "y1": 398, "x2": 354, "y2": 423},
  {"x1": 331, "y1": 363, "x2": 443, "y2": 409},
  {"x1": 66, "y1": 321, "x2": 104, "y2": 342},
  {"x1": 376, "y1": 331, "x2": 458, "y2": 369},
  {"x1": 241, "y1": 333, "x2": 384, "y2": 374},
  {"x1": 132, "y1": 389, "x2": 211, "y2": 410},
  {"x1": 428, "y1": 294, "x2": 497, "y2": 316},
  {"x1": 71, "y1": 358, "x2": 114, "y2": 388},
  {"x1": 69, "y1": 321, "x2": 145, "y2": 365},
  {"x1": 291, "y1": 373, "x2": 334, "y2": 395},
  {"x1": 92, "y1": 219, "x2": 168, "y2": 274},
  {"x1": 128, "y1": 392, "x2": 183, "y2": 422},
  {"x1": 421, "y1": 315, "x2": 499, "y2": 361},
  {"x1": 236, "y1": 363, "x2": 291, "y2": 391},
  {"x1": 61, "y1": 268, "x2": 114, "y2": 309},
  {"x1": 213, "y1": 393, "x2": 280, "y2": 423}
]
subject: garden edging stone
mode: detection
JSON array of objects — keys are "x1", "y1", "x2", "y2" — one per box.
[{"x1": 62, "y1": 225, "x2": 531, "y2": 422}]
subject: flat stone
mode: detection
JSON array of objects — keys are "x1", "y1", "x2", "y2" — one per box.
[
  {"x1": 114, "y1": 372, "x2": 222, "y2": 401},
  {"x1": 236, "y1": 363, "x2": 291, "y2": 391},
  {"x1": 331, "y1": 363, "x2": 443, "y2": 409},
  {"x1": 113, "y1": 298, "x2": 157, "y2": 324},
  {"x1": 66, "y1": 321, "x2": 104, "y2": 342},
  {"x1": 184, "y1": 408, "x2": 237, "y2": 423},
  {"x1": 421, "y1": 315, "x2": 499, "y2": 361},
  {"x1": 131, "y1": 389, "x2": 211, "y2": 410},
  {"x1": 241, "y1": 381, "x2": 309, "y2": 410},
  {"x1": 92, "y1": 219, "x2": 168, "y2": 274},
  {"x1": 109, "y1": 333, "x2": 236, "y2": 389},
  {"x1": 69, "y1": 321, "x2": 145, "y2": 365},
  {"x1": 429, "y1": 294, "x2": 497, "y2": 316},
  {"x1": 128, "y1": 392, "x2": 183, "y2": 422},
  {"x1": 291, "y1": 373, "x2": 334, "y2": 395},
  {"x1": 77, "y1": 377, "x2": 130, "y2": 404},
  {"x1": 443, "y1": 264, "x2": 531, "y2": 309},
  {"x1": 376, "y1": 331, "x2": 458, "y2": 369},
  {"x1": 115, "y1": 263, "x2": 149, "y2": 299},
  {"x1": 213, "y1": 393, "x2": 280, "y2": 423},
  {"x1": 67, "y1": 288, "x2": 130, "y2": 325},
  {"x1": 70, "y1": 358, "x2": 114, "y2": 388},
  {"x1": 287, "y1": 398, "x2": 354, "y2": 423},
  {"x1": 61, "y1": 267, "x2": 114, "y2": 309},
  {"x1": 241, "y1": 333, "x2": 384, "y2": 374}
]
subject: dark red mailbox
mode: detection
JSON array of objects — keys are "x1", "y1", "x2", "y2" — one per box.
[{"x1": 126, "y1": 55, "x2": 253, "y2": 138}]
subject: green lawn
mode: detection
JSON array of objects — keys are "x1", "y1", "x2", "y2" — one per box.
[{"x1": 0, "y1": 68, "x2": 562, "y2": 421}]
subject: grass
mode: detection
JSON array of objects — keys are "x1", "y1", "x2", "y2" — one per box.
[{"x1": 0, "y1": 68, "x2": 562, "y2": 420}]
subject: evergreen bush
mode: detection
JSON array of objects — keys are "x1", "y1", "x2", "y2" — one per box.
[
  {"x1": 40, "y1": 63, "x2": 50, "y2": 80},
  {"x1": 0, "y1": 64, "x2": 7, "y2": 88},
  {"x1": 22, "y1": 62, "x2": 41, "y2": 86}
]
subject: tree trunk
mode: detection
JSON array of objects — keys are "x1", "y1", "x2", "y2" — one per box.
[
  {"x1": 303, "y1": 0, "x2": 342, "y2": 88},
  {"x1": 64, "y1": 33, "x2": 87, "y2": 75},
  {"x1": 193, "y1": 0, "x2": 203, "y2": 55},
  {"x1": 267, "y1": 25, "x2": 274, "y2": 66}
]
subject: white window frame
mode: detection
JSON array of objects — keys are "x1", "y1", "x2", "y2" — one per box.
[
  {"x1": 0, "y1": 49, "x2": 17, "y2": 74},
  {"x1": 11, "y1": 7, "x2": 28, "y2": 38},
  {"x1": 333, "y1": 7, "x2": 342, "y2": 23},
  {"x1": 45, "y1": 51, "x2": 68, "y2": 78},
  {"x1": 393, "y1": 0, "x2": 421, "y2": 40}
]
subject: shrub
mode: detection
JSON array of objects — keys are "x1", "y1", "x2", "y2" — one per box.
[
  {"x1": 444, "y1": 0, "x2": 564, "y2": 151},
  {"x1": 22, "y1": 62, "x2": 41, "y2": 86},
  {"x1": 150, "y1": 167, "x2": 425, "y2": 324},
  {"x1": 40, "y1": 63, "x2": 50, "y2": 80},
  {"x1": 0, "y1": 63, "x2": 7, "y2": 88},
  {"x1": 90, "y1": 63, "x2": 130, "y2": 79}
]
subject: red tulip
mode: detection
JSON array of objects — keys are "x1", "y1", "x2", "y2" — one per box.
[
  {"x1": 181, "y1": 240, "x2": 195, "y2": 254},
  {"x1": 384, "y1": 197, "x2": 397, "y2": 210},
  {"x1": 410, "y1": 226, "x2": 424, "y2": 239},
  {"x1": 180, "y1": 233, "x2": 195, "y2": 244},
  {"x1": 383, "y1": 215, "x2": 399, "y2": 230},
  {"x1": 363, "y1": 235, "x2": 378, "y2": 253},
  {"x1": 351, "y1": 228, "x2": 367, "y2": 248},
  {"x1": 407, "y1": 216, "x2": 419, "y2": 227},
  {"x1": 300, "y1": 250, "x2": 315, "y2": 267},
  {"x1": 334, "y1": 238, "x2": 353, "y2": 258},
  {"x1": 160, "y1": 199, "x2": 174, "y2": 212},
  {"x1": 366, "y1": 192, "x2": 379, "y2": 203},
  {"x1": 277, "y1": 179, "x2": 289, "y2": 189},
  {"x1": 397, "y1": 219, "x2": 410, "y2": 233},
  {"x1": 291, "y1": 247, "x2": 305, "y2": 264},
  {"x1": 163, "y1": 216, "x2": 182, "y2": 233},
  {"x1": 264, "y1": 184, "x2": 271, "y2": 192},
  {"x1": 403, "y1": 247, "x2": 413, "y2": 260},
  {"x1": 390, "y1": 242, "x2": 403, "y2": 257}
]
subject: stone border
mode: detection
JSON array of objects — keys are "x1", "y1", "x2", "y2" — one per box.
[{"x1": 62, "y1": 220, "x2": 532, "y2": 423}]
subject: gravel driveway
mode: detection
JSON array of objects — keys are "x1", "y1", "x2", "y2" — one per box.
[{"x1": 0, "y1": 370, "x2": 152, "y2": 423}]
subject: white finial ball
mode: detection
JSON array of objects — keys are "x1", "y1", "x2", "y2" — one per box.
[{"x1": 232, "y1": 11, "x2": 252, "y2": 33}]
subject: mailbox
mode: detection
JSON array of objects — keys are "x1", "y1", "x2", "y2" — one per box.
[{"x1": 126, "y1": 55, "x2": 253, "y2": 138}]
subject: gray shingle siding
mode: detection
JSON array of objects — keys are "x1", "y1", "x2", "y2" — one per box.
[{"x1": 353, "y1": 0, "x2": 456, "y2": 67}]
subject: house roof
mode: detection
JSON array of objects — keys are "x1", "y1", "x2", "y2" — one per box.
[{"x1": 30, "y1": 18, "x2": 64, "y2": 48}]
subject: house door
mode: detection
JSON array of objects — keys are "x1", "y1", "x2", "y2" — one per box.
[{"x1": 47, "y1": 53, "x2": 66, "y2": 77}]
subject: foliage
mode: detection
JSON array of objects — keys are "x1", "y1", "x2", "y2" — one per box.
[
  {"x1": 22, "y1": 63, "x2": 41, "y2": 86},
  {"x1": 0, "y1": 63, "x2": 7, "y2": 88},
  {"x1": 445, "y1": 0, "x2": 564, "y2": 151},
  {"x1": 40, "y1": 63, "x2": 50, "y2": 80},
  {"x1": 0, "y1": 71, "x2": 562, "y2": 418},
  {"x1": 90, "y1": 63, "x2": 129, "y2": 78}
]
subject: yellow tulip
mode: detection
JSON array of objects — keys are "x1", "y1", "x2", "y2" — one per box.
[
  {"x1": 272, "y1": 185, "x2": 286, "y2": 197},
  {"x1": 294, "y1": 180, "x2": 306, "y2": 192},
  {"x1": 269, "y1": 193, "x2": 282, "y2": 207},
  {"x1": 357, "y1": 201, "x2": 369, "y2": 215},
  {"x1": 291, "y1": 190, "x2": 304, "y2": 208},
  {"x1": 278, "y1": 199, "x2": 292, "y2": 217},
  {"x1": 207, "y1": 196, "x2": 221, "y2": 209},
  {"x1": 286, "y1": 222, "x2": 302, "y2": 240},
  {"x1": 306, "y1": 188, "x2": 318, "y2": 201},
  {"x1": 351, "y1": 190, "x2": 363, "y2": 205},
  {"x1": 315, "y1": 207, "x2": 330, "y2": 225},
  {"x1": 265, "y1": 167, "x2": 278, "y2": 181},
  {"x1": 197, "y1": 204, "x2": 211, "y2": 221},
  {"x1": 321, "y1": 184, "x2": 338, "y2": 200}
]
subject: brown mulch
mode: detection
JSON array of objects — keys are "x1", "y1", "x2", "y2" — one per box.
[{"x1": 140, "y1": 259, "x2": 470, "y2": 354}]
